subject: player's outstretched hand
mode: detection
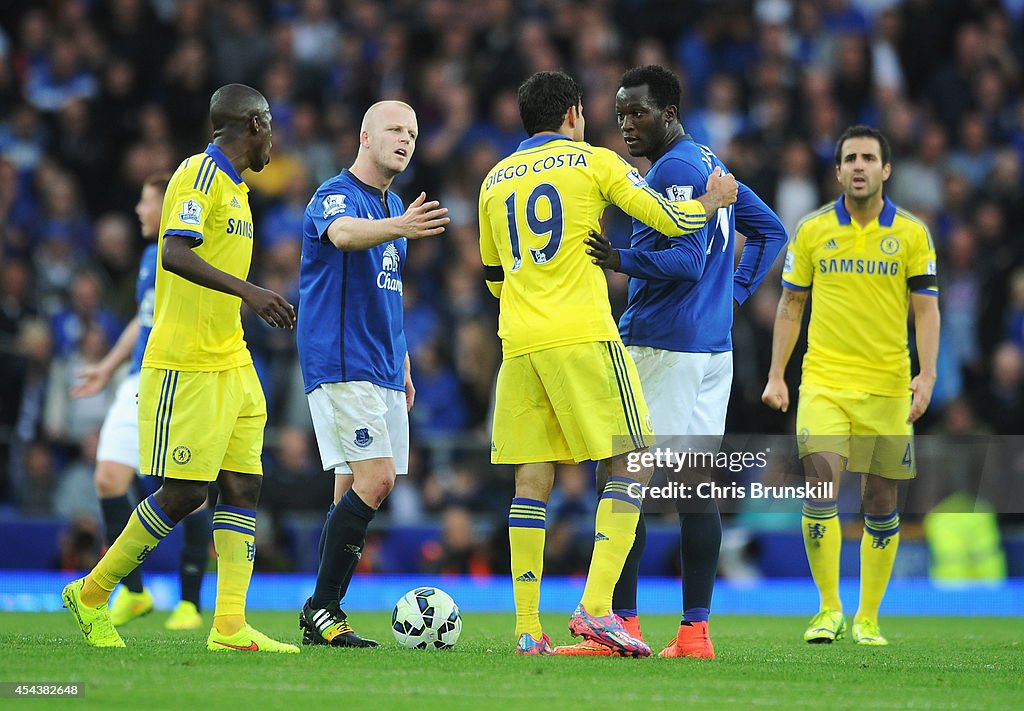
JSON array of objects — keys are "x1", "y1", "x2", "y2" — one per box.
[
  {"x1": 700, "y1": 167, "x2": 738, "y2": 213},
  {"x1": 244, "y1": 285, "x2": 296, "y2": 329},
  {"x1": 907, "y1": 373, "x2": 935, "y2": 423},
  {"x1": 400, "y1": 192, "x2": 450, "y2": 239},
  {"x1": 70, "y1": 363, "x2": 113, "y2": 399},
  {"x1": 761, "y1": 377, "x2": 789, "y2": 413},
  {"x1": 585, "y1": 229, "x2": 620, "y2": 271}
]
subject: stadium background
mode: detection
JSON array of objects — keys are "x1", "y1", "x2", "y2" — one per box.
[{"x1": 0, "y1": 0, "x2": 1021, "y2": 614}]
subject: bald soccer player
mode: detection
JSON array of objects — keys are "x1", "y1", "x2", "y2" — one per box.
[{"x1": 296, "y1": 101, "x2": 449, "y2": 647}]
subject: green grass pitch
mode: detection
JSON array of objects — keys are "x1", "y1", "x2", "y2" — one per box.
[{"x1": 2, "y1": 612, "x2": 1022, "y2": 709}]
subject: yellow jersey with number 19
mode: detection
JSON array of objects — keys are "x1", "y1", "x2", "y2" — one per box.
[
  {"x1": 479, "y1": 134, "x2": 708, "y2": 359},
  {"x1": 143, "y1": 143, "x2": 255, "y2": 372},
  {"x1": 782, "y1": 195, "x2": 938, "y2": 396}
]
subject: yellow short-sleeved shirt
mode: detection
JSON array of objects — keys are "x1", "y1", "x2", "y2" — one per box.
[
  {"x1": 782, "y1": 196, "x2": 938, "y2": 396},
  {"x1": 143, "y1": 144, "x2": 255, "y2": 372},
  {"x1": 479, "y1": 134, "x2": 708, "y2": 359}
]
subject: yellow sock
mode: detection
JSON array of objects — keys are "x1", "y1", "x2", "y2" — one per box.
[
  {"x1": 856, "y1": 511, "x2": 900, "y2": 623},
  {"x1": 82, "y1": 495, "x2": 173, "y2": 607},
  {"x1": 509, "y1": 498, "x2": 546, "y2": 639},
  {"x1": 212, "y1": 505, "x2": 257, "y2": 636},
  {"x1": 580, "y1": 477, "x2": 641, "y2": 617},
  {"x1": 802, "y1": 501, "x2": 842, "y2": 611}
]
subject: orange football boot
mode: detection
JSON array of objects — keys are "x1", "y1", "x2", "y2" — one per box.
[{"x1": 658, "y1": 620, "x2": 715, "y2": 659}]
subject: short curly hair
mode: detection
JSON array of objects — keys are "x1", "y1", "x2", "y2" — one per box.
[{"x1": 618, "y1": 65, "x2": 682, "y2": 112}]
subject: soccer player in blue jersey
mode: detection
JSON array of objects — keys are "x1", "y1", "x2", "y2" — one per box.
[
  {"x1": 480, "y1": 70, "x2": 738, "y2": 657},
  {"x1": 297, "y1": 101, "x2": 449, "y2": 647},
  {"x1": 763, "y1": 126, "x2": 939, "y2": 646},
  {"x1": 559, "y1": 65, "x2": 787, "y2": 658},
  {"x1": 71, "y1": 173, "x2": 211, "y2": 631}
]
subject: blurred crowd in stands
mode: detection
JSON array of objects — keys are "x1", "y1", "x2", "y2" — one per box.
[{"x1": 1, "y1": 0, "x2": 1023, "y2": 575}]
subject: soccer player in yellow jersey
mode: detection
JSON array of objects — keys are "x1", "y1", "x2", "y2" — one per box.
[
  {"x1": 62, "y1": 84, "x2": 299, "y2": 653},
  {"x1": 479, "y1": 70, "x2": 737, "y2": 656},
  {"x1": 70, "y1": 173, "x2": 210, "y2": 632},
  {"x1": 762, "y1": 125, "x2": 940, "y2": 646}
]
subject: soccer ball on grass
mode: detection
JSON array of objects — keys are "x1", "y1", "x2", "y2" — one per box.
[{"x1": 391, "y1": 587, "x2": 462, "y2": 650}]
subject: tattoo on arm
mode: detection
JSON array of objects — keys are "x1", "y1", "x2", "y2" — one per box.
[{"x1": 777, "y1": 289, "x2": 808, "y2": 322}]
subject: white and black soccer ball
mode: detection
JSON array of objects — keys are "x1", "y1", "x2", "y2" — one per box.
[{"x1": 391, "y1": 586, "x2": 462, "y2": 650}]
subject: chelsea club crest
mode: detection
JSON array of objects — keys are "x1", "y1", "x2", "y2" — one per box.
[
  {"x1": 354, "y1": 428, "x2": 373, "y2": 448},
  {"x1": 172, "y1": 445, "x2": 192, "y2": 464}
]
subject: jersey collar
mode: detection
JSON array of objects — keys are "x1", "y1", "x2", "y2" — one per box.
[
  {"x1": 516, "y1": 133, "x2": 573, "y2": 152},
  {"x1": 833, "y1": 194, "x2": 897, "y2": 228},
  {"x1": 343, "y1": 168, "x2": 388, "y2": 199},
  {"x1": 205, "y1": 143, "x2": 244, "y2": 185},
  {"x1": 650, "y1": 134, "x2": 694, "y2": 166}
]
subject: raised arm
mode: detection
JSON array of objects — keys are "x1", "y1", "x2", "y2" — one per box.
[
  {"x1": 761, "y1": 287, "x2": 809, "y2": 413},
  {"x1": 327, "y1": 192, "x2": 449, "y2": 250},
  {"x1": 588, "y1": 156, "x2": 715, "y2": 280},
  {"x1": 600, "y1": 150, "x2": 736, "y2": 238}
]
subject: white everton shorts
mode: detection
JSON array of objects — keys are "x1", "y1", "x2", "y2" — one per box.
[
  {"x1": 97, "y1": 371, "x2": 141, "y2": 468},
  {"x1": 627, "y1": 347, "x2": 733, "y2": 446},
  {"x1": 307, "y1": 381, "x2": 409, "y2": 475}
]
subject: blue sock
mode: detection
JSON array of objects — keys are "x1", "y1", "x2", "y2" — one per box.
[
  {"x1": 310, "y1": 492, "x2": 374, "y2": 608},
  {"x1": 679, "y1": 498, "x2": 721, "y2": 623},
  {"x1": 316, "y1": 503, "x2": 336, "y2": 562},
  {"x1": 683, "y1": 607, "x2": 710, "y2": 624},
  {"x1": 180, "y1": 506, "x2": 211, "y2": 609}
]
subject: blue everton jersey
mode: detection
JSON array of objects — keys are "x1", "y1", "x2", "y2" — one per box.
[
  {"x1": 129, "y1": 243, "x2": 158, "y2": 374},
  {"x1": 618, "y1": 136, "x2": 787, "y2": 352},
  {"x1": 297, "y1": 169, "x2": 408, "y2": 393}
]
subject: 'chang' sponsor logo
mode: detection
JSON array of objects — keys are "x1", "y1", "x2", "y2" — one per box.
[{"x1": 377, "y1": 243, "x2": 402, "y2": 294}]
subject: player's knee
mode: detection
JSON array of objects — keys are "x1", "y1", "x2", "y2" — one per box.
[
  {"x1": 178, "y1": 488, "x2": 208, "y2": 515},
  {"x1": 366, "y1": 473, "x2": 395, "y2": 507},
  {"x1": 863, "y1": 497, "x2": 895, "y2": 517},
  {"x1": 862, "y1": 476, "x2": 897, "y2": 515},
  {"x1": 607, "y1": 450, "x2": 652, "y2": 484},
  {"x1": 802, "y1": 453, "x2": 839, "y2": 481},
  {"x1": 94, "y1": 463, "x2": 132, "y2": 498},
  {"x1": 351, "y1": 459, "x2": 397, "y2": 508},
  {"x1": 513, "y1": 463, "x2": 555, "y2": 501},
  {"x1": 156, "y1": 481, "x2": 209, "y2": 520},
  {"x1": 217, "y1": 472, "x2": 262, "y2": 509}
]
